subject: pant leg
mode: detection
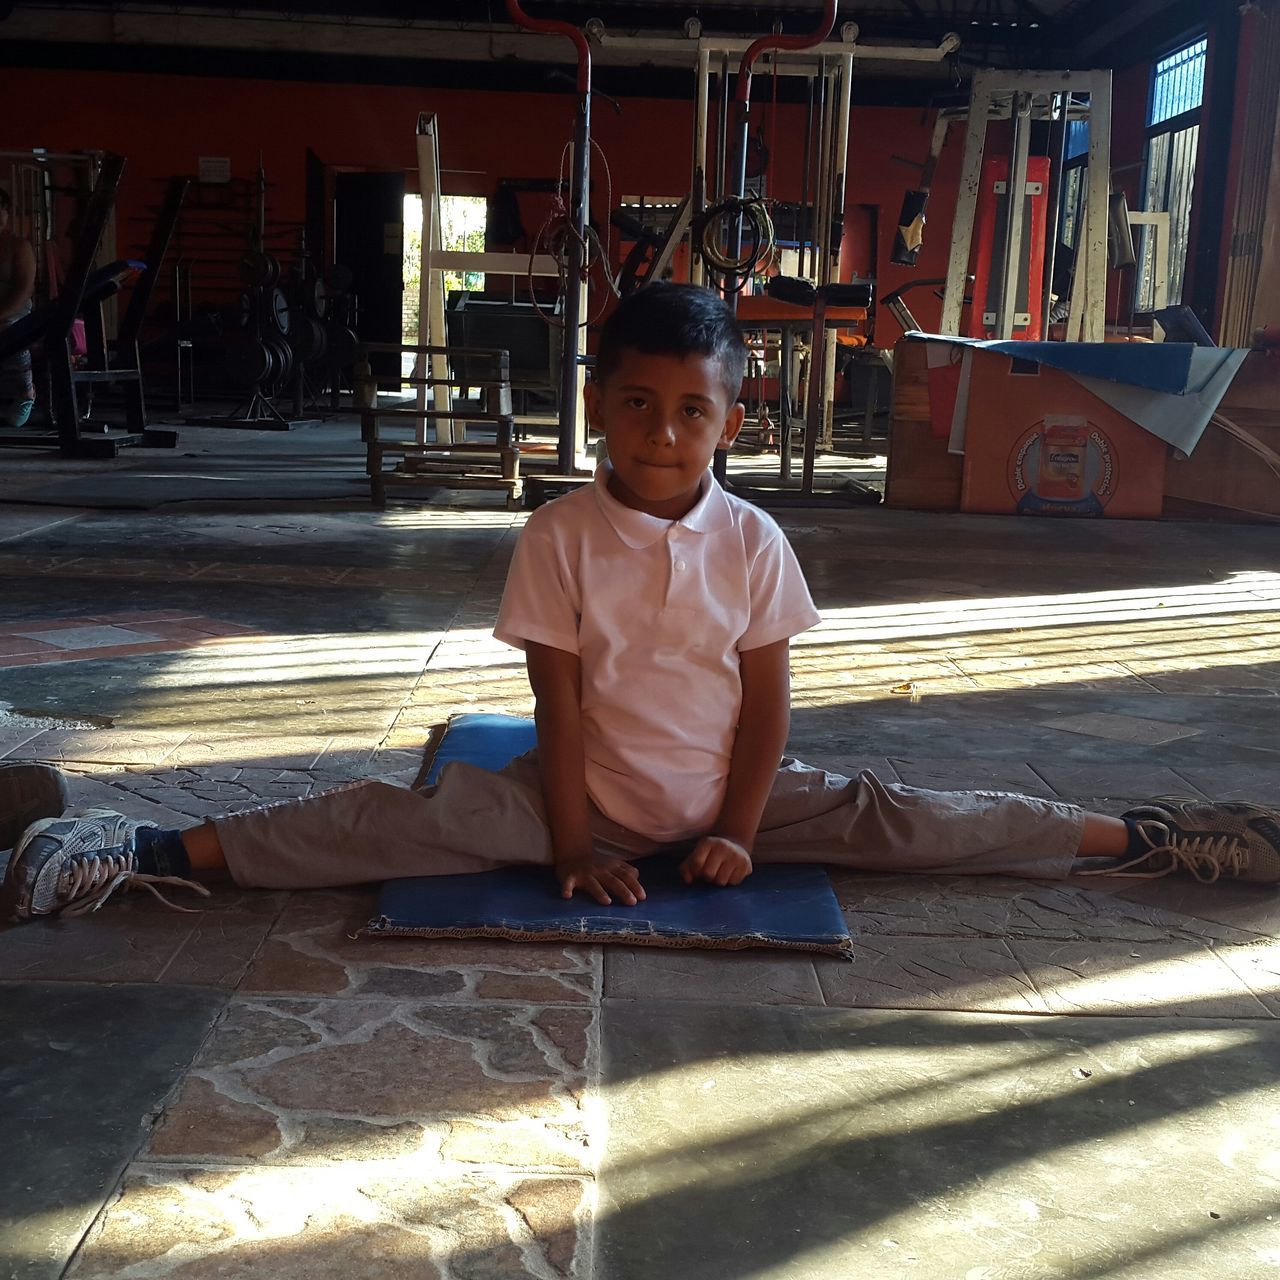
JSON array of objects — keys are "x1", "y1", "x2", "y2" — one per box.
[
  {"x1": 215, "y1": 761, "x2": 547, "y2": 889},
  {"x1": 751, "y1": 758, "x2": 1086, "y2": 880},
  {"x1": 1, "y1": 308, "x2": 35, "y2": 405},
  {"x1": 214, "y1": 750, "x2": 664, "y2": 889}
]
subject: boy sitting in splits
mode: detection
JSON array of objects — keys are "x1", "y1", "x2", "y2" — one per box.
[{"x1": 4, "y1": 283, "x2": 1278, "y2": 922}]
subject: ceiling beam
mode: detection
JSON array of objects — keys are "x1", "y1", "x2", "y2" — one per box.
[
  {"x1": 1072, "y1": 0, "x2": 1184, "y2": 57},
  {"x1": 1011, "y1": 0, "x2": 1049, "y2": 21}
]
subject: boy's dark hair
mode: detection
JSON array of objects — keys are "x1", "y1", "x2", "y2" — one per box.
[
  {"x1": 0, "y1": 188, "x2": 10, "y2": 214},
  {"x1": 594, "y1": 283, "x2": 748, "y2": 400}
]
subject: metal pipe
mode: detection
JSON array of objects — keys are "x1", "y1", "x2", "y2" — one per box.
[
  {"x1": 692, "y1": 46, "x2": 710, "y2": 285},
  {"x1": 597, "y1": 31, "x2": 958, "y2": 63},
  {"x1": 830, "y1": 53, "x2": 855, "y2": 282},
  {"x1": 799, "y1": 71, "x2": 814, "y2": 277},
  {"x1": 716, "y1": 54, "x2": 730, "y2": 205},
  {"x1": 813, "y1": 58, "x2": 834, "y2": 283},
  {"x1": 735, "y1": 1, "x2": 842, "y2": 106},
  {"x1": 505, "y1": 0, "x2": 591, "y2": 472},
  {"x1": 727, "y1": 0, "x2": 838, "y2": 293},
  {"x1": 1041, "y1": 91, "x2": 1068, "y2": 337},
  {"x1": 504, "y1": 0, "x2": 590, "y2": 92},
  {"x1": 996, "y1": 91, "x2": 1032, "y2": 340}
]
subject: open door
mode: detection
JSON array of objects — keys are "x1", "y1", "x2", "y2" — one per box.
[{"x1": 334, "y1": 171, "x2": 405, "y2": 377}]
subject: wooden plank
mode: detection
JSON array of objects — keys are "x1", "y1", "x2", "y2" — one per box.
[
  {"x1": 1161, "y1": 353, "x2": 1280, "y2": 519},
  {"x1": 883, "y1": 338, "x2": 963, "y2": 511}
]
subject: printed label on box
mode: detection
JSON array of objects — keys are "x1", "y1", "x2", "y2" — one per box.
[{"x1": 1007, "y1": 414, "x2": 1117, "y2": 516}]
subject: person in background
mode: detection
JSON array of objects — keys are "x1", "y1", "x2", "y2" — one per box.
[{"x1": 0, "y1": 186, "x2": 37, "y2": 428}]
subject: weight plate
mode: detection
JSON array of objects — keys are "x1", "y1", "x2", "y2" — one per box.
[
  {"x1": 325, "y1": 263, "x2": 353, "y2": 293},
  {"x1": 269, "y1": 287, "x2": 290, "y2": 335},
  {"x1": 265, "y1": 334, "x2": 293, "y2": 386},
  {"x1": 224, "y1": 336, "x2": 271, "y2": 387},
  {"x1": 239, "y1": 251, "x2": 273, "y2": 288},
  {"x1": 308, "y1": 276, "x2": 328, "y2": 319},
  {"x1": 288, "y1": 315, "x2": 326, "y2": 362},
  {"x1": 328, "y1": 325, "x2": 359, "y2": 367}
]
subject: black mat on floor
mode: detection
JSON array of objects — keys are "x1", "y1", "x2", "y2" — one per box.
[
  {"x1": 0, "y1": 980, "x2": 227, "y2": 1280},
  {"x1": 11, "y1": 465, "x2": 369, "y2": 510}
]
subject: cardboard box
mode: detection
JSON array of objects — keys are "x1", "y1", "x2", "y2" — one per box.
[{"x1": 960, "y1": 350, "x2": 1168, "y2": 519}]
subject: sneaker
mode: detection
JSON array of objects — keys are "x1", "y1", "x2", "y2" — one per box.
[
  {"x1": 2, "y1": 809, "x2": 209, "y2": 921},
  {"x1": 0, "y1": 763, "x2": 70, "y2": 851},
  {"x1": 1086, "y1": 797, "x2": 1280, "y2": 884}
]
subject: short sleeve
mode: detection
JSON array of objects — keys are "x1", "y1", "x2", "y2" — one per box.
[
  {"x1": 493, "y1": 510, "x2": 582, "y2": 654},
  {"x1": 737, "y1": 528, "x2": 821, "y2": 651}
]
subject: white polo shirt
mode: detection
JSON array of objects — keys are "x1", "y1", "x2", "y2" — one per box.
[{"x1": 494, "y1": 465, "x2": 820, "y2": 841}]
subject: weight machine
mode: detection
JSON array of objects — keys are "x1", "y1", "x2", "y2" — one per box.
[
  {"x1": 669, "y1": 16, "x2": 959, "y2": 493},
  {"x1": 939, "y1": 70, "x2": 1114, "y2": 343},
  {"x1": 461, "y1": 9, "x2": 960, "y2": 494},
  {"x1": 0, "y1": 152, "x2": 183, "y2": 456}
]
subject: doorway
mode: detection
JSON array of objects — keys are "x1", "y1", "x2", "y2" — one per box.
[
  {"x1": 334, "y1": 171, "x2": 405, "y2": 376},
  {"x1": 402, "y1": 193, "x2": 488, "y2": 346}
]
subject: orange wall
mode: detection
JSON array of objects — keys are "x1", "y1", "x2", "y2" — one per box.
[
  {"x1": 0, "y1": 66, "x2": 966, "y2": 338},
  {"x1": 0, "y1": 62, "x2": 1163, "y2": 341}
]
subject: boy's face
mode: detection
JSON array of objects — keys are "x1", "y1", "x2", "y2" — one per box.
[{"x1": 585, "y1": 349, "x2": 744, "y2": 520}]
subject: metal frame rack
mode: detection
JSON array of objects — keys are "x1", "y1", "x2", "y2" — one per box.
[{"x1": 941, "y1": 69, "x2": 1114, "y2": 344}]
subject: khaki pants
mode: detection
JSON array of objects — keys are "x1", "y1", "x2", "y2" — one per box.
[{"x1": 216, "y1": 753, "x2": 1087, "y2": 890}]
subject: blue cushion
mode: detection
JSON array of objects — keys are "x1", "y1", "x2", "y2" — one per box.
[
  {"x1": 373, "y1": 712, "x2": 851, "y2": 955},
  {"x1": 423, "y1": 712, "x2": 537, "y2": 785}
]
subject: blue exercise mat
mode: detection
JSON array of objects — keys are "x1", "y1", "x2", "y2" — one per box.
[{"x1": 369, "y1": 713, "x2": 852, "y2": 956}]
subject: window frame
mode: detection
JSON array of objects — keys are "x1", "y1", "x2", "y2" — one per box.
[{"x1": 1136, "y1": 33, "x2": 1207, "y2": 311}]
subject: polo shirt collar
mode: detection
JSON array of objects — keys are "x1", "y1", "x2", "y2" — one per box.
[{"x1": 593, "y1": 463, "x2": 733, "y2": 549}]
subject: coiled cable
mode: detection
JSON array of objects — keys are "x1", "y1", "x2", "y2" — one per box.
[{"x1": 693, "y1": 196, "x2": 777, "y2": 291}]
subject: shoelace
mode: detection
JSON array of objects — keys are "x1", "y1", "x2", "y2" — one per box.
[
  {"x1": 58, "y1": 851, "x2": 211, "y2": 917},
  {"x1": 1090, "y1": 820, "x2": 1248, "y2": 883}
]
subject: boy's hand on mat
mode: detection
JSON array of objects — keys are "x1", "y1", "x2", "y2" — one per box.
[
  {"x1": 681, "y1": 836, "x2": 753, "y2": 887},
  {"x1": 556, "y1": 855, "x2": 647, "y2": 907}
]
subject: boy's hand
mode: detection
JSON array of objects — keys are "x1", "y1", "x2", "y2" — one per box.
[
  {"x1": 556, "y1": 854, "x2": 646, "y2": 907},
  {"x1": 680, "y1": 836, "x2": 753, "y2": 887}
]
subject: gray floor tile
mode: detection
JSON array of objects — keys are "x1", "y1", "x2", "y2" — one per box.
[
  {"x1": 1214, "y1": 939, "x2": 1280, "y2": 1016},
  {"x1": 1039, "y1": 712, "x2": 1204, "y2": 745},
  {"x1": 827, "y1": 871, "x2": 1266, "y2": 945},
  {"x1": 598, "y1": 1002, "x2": 1280, "y2": 1280},
  {"x1": 816, "y1": 937, "x2": 1047, "y2": 1012},
  {"x1": 1170, "y1": 764, "x2": 1280, "y2": 805},
  {"x1": 0, "y1": 981, "x2": 226, "y2": 1280},
  {"x1": 605, "y1": 947, "x2": 823, "y2": 1005},
  {"x1": 1031, "y1": 761, "x2": 1207, "y2": 800},
  {"x1": 1009, "y1": 938, "x2": 1274, "y2": 1018},
  {"x1": 22, "y1": 730, "x2": 191, "y2": 768},
  {"x1": 0, "y1": 728, "x2": 47, "y2": 759},
  {"x1": 0, "y1": 888, "x2": 286, "y2": 988}
]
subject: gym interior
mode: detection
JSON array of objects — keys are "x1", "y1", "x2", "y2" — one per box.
[{"x1": 2, "y1": 2, "x2": 1279, "y2": 1276}]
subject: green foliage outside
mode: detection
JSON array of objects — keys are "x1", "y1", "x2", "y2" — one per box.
[{"x1": 403, "y1": 194, "x2": 486, "y2": 342}]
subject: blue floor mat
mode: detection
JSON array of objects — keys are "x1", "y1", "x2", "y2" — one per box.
[{"x1": 370, "y1": 713, "x2": 851, "y2": 955}]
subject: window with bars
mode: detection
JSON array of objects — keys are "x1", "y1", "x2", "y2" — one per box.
[{"x1": 1138, "y1": 36, "x2": 1207, "y2": 311}]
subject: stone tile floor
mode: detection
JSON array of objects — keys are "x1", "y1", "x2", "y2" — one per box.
[{"x1": 0, "y1": 429, "x2": 1278, "y2": 1278}]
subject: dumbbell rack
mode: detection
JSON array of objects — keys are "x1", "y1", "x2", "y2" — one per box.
[
  {"x1": 185, "y1": 247, "x2": 318, "y2": 429},
  {"x1": 175, "y1": 165, "x2": 319, "y2": 428}
]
